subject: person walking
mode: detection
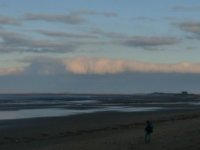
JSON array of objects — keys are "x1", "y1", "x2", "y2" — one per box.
[{"x1": 144, "y1": 120, "x2": 154, "y2": 144}]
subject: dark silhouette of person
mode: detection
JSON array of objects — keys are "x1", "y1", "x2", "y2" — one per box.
[{"x1": 144, "y1": 120, "x2": 154, "y2": 144}]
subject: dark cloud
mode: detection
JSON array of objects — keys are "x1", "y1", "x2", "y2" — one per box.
[
  {"x1": 133, "y1": 16, "x2": 156, "y2": 22},
  {"x1": 122, "y1": 36, "x2": 179, "y2": 47},
  {"x1": 0, "y1": 15, "x2": 20, "y2": 26},
  {"x1": 177, "y1": 21, "x2": 200, "y2": 35},
  {"x1": 72, "y1": 9, "x2": 98, "y2": 16},
  {"x1": 23, "y1": 13, "x2": 86, "y2": 25},
  {"x1": 34, "y1": 29, "x2": 98, "y2": 39},
  {"x1": 103, "y1": 12, "x2": 118, "y2": 17},
  {"x1": 89, "y1": 28, "x2": 180, "y2": 48},
  {"x1": 163, "y1": 16, "x2": 183, "y2": 21},
  {"x1": 0, "y1": 30, "x2": 29, "y2": 45},
  {"x1": 175, "y1": 21, "x2": 200, "y2": 39},
  {"x1": 72, "y1": 9, "x2": 118, "y2": 17},
  {"x1": 23, "y1": 10, "x2": 117, "y2": 25},
  {"x1": 89, "y1": 27, "x2": 180, "y2": 47},
  {"x1": 172, "y1": 5, "x2": 200, "y2": 12},
  {"x1": 0, "y1": 26, "x2": 180, "y2": 54},
  {"x1": 0, "y1": 27, "x2": 180, "y2": 54},
  {"x1": 90, "y1": 28, "x2": 127, "y2": 39},
  {"x1": 0, "y1": 30, "x2": 79, "y2": 53}
]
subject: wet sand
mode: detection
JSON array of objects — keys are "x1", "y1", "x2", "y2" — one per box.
[{"x1": 0, "y1": 109, "x2": 200, "y2": 150}]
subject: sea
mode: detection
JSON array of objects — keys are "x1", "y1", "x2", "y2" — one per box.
[{"x1": 0, "y1": 93, "x2": 199, "y2": 120}]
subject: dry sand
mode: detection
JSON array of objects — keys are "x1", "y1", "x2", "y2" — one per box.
[{"x1": 0, "y1": 110, "x2": 200, "y2": 150}]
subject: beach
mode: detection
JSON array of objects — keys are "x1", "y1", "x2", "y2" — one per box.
[
  {"x1": 0, "y1": 109, "x2": 200, "y2": 150},
  {"x1": 1, "y1": 0, "x2": 200, "y2": 149}
]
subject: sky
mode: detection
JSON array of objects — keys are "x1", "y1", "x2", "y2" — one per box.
[{"x1": 1, "y1": 0, "x2": 200, "y2": 94}]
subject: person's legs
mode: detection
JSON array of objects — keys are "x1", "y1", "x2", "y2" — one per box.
[
  {"x1": 145, "y1": 133, "x2": 148, "y2": 143},
  {"x1": 148, "y1": 133, "x2": 151, "y2": 143},
  {"x1": 145, "y1": 133, "x2": 151, "y2": 144}
]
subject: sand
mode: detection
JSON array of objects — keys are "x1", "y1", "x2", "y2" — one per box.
[{"x1": 0, "y1": 110, "x2": 200, "y2": 150}]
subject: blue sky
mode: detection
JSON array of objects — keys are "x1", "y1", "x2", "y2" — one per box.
[{"x1": 1, "y1": 0, "x2": 200, "y2": 93}]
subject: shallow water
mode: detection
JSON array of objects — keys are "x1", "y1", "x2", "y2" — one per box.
[
  {"x1": 0, "y1": 106, "x2": 162, "y2": 120},
  {"x1": 0, "y1": 93, "x2": 199, "y2": 120}
]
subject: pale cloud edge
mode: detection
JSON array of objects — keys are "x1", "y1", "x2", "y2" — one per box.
[{"x1": 2, "y1": 57, "x2": 200, "y2": 75}]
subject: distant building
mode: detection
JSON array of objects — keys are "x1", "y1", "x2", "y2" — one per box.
[{"x1": 181, "y1": 91, "x2": 188, "y2": 95}]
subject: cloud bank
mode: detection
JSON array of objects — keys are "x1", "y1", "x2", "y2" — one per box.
[
  {"x1": 64, "y1": 57, "x2": 200, "y2": 74},
  {"x1": 3, "y1": 57, "x2": 200, "y2": 76},
  {"x1": 2, "y1": 57, "x2": 200, "y2": 94}
]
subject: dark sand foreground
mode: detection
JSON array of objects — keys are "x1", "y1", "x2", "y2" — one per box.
[{"x1": 0, "y1": 110, "x2": 200, "y2": 150}]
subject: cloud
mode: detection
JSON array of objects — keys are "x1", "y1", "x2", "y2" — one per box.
[
  {"x1": 89, "y1": 28, "x2": 179, "y2": 48},
  {"x1": 121, "y1": 36, "x2": 179, "y2": 47},
  {"x1": 34, "y1": 29, "x2": 98, "y2": 39},
  {"x1": 64, "y1": 57, "x2": 200, "y2": 74},
  {"x1": 0, "y1": 25, "x2": 180, "y2": 54},
  {"x1": 3, "y1": 57, "x2": 200, "y2": 76},
  {"x1": 0, "y1": 29, "x2": 79, "y2": 53},
  {"x1": 65, "y1": 57, "x2": 132, "y2": 74},
  {"x1": 90, "y1": 28, "x2": 127, "y2": 39},
  {"x1": 22, "y1": 10, "x2": 117, "y2": 25},
  {"x1": 72, "y1": 9, "x2": 97, "y2": 16},
  {"x1": 23, "y1": 57, "x2": 67, "y2": 75},
  {"x1": 0, "y1": 67, "x2": 24, "y2": 75},
  {"x1": 72, "y1": 9, "x2": 118, "y2": 17},
  {"x1": 0, "y1": 30, "x2": 29, "y2": 44},
  {"x1": 103, "y1": 12, "x2": 118, "y2": 17},
  {"x1": 133, "y1": 16, "x2": 156, "y2": 22},
  {"x1": 177, "y1": 21, "x2": 200, "y2": 35},
  {"x1": 0, "y1": 15, "x2": 20, "y2": 26},
  {"x1": 23, "y1": 13, "x2": 85, "y2": 25},
  {"x1": 172, "y1": 5, "x2": 200, "y2": 12}
]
